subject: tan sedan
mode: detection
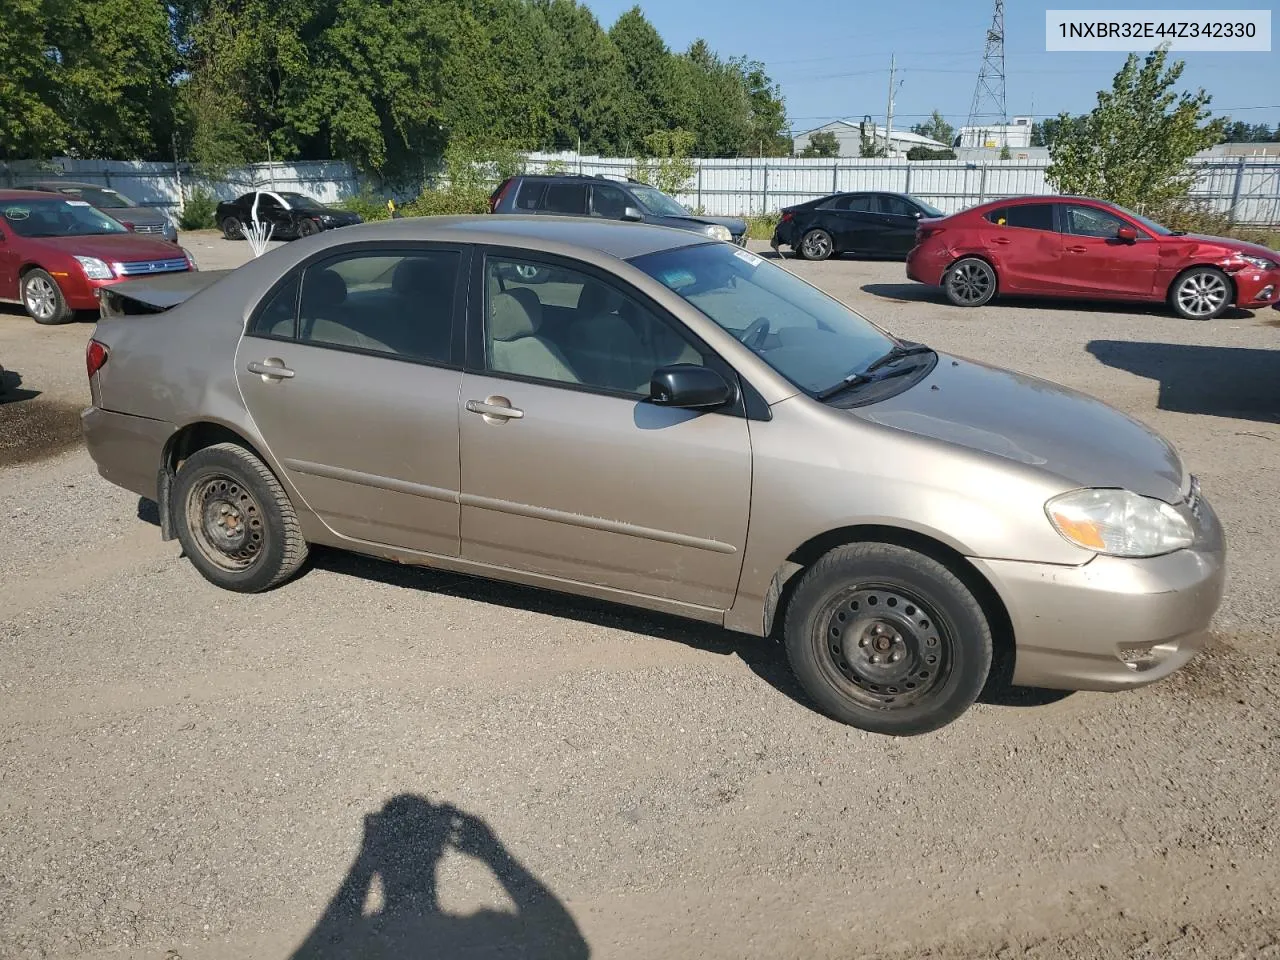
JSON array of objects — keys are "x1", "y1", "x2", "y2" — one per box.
[{"x1": 82, "y1": 216, "x2": 1225, "y2": 735}]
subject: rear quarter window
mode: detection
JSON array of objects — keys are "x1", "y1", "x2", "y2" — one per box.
[{"x1": 514, "y1": 181, "x2": 546, "y2": 210}]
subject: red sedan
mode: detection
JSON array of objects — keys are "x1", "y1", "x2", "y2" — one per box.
[
  {"x1": 906, "y1": 195, "x2": 1279, "y2": 321},
  {"x1": 0, "y1": 189, "x2": 195, "y2": 324}
]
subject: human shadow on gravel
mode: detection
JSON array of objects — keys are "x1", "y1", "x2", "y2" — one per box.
[
  {"x1": 313, "y1": 549, "x2": 1064, "y2": 717},
  {"x1": 289, "y1": 794, "x2": 589, "y2": 960},
  {"x1": 0, "y1": 367, "x2": 38, "y2": 404},
  {"x1": 861, "y1": 283, "x2": 1254, "y2": 319},
  {"x1": 1088, "y1": 340, "x2": 1280, "y2": 424}
]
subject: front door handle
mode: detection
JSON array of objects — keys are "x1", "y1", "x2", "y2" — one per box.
[
  {"x1": 466, "y1": 396, "x2": 524, "y2": 422},
  {"x1": 991, "y1": 237, "x2": 1012, "y2": 245},
  {"x1": 1066, "y1": 245, "x2": 1088, "y2": 254},
  {"x1": 247, "y1": 358, "x2": 295, "y2": 380}
]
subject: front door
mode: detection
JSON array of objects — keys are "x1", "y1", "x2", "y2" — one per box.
[
  {"x1": 1056, "y1": 203, "x2": 1161, "y2": 298},
  {"x1": 981, "y1": 202, "x2": 1067, "y2": 293},
  {"x1": 253, "y1": 192, "x2": 292, "y2": 236},
  {"x1": 457, "y1": 251, "x2": 752, "y2": 610},
  {"x1": 875, "y1": 194, "x2": 925, "y2": 256},
  {"x1": 234, "y1": 244, "x2": 468, "y2": 555}
]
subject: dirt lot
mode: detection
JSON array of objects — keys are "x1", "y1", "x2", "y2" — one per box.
[{"x1": 2, "y1": 232, "x2": 1279, "y2": 960}]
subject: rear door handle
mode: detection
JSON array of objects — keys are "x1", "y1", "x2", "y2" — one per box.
[
  {"x1": 466, "y1": 397, "x2": 524, "y2": 421},
  {"x1": 991, "y1": 237, "x2": 1012, "y2": 245},
  {"x1": 1066, "y1": 245, "x2": 1088, "y2": 254},
  {"x1": 247, "y1": 359, "x2": 295, "y2": 380}
]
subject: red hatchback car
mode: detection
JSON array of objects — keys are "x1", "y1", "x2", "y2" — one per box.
[
  {"x1": 906, "y1": 195, "x2": 1280, "y2": 320},
  {"x1": 0, "y1": 189, "x2": 195, "y2": 324}
]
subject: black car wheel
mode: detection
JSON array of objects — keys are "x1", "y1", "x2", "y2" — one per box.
[
  {"x1": 799, "y1": 228, "x2": 835, "y2": 261},
  {"x1": 173, "y1": 443, "x2": 309, "y2": 593},
  {"x1": 783, "y1": 542, "x2": 992, "y2": 735},
  {"x1": 943, "y1": 257, "x2": 998, "y2": 307},
  {"x1": 221, "y1": 216, "x2": 244, "y2": 241},
  {"x1": 298, "y1": 218, "x2": 320, "y2": 238}
]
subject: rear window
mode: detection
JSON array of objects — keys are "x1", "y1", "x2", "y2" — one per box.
[
  {"x1": 543, "y1": 182, "x2": 588, "y2": 215},
  {"x1": 514, "y1": 181, "x2": 546, "y2": 210},
  {"x1": 985, "y1": 203, "x2": 1056, "y2": 231}
]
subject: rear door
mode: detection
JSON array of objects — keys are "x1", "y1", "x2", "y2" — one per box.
[
  {"x1": 821, "y1": 193, "x2": 878, "y2": 253},
  {"x1": 539, "y1": 182, "x2": 589, "y2": 218},
  {"x1": 874, "y1": 194, "x2": 925, "y2": 256},
  {"x1": 1056, "y1": 203, "x2": 1161, "y2": 298},
  {"x1": 0, "y1": 221, "x2": 17, "y2": 299},
  {"x1": 981, "y1": 202, "x2": 1067, "y2": 293},
  {"x1": 234, "y1": 242, "x2": 469, "y2": 555}
]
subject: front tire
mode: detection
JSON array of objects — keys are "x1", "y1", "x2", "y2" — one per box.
[
  {"x1": 297, "y1": 218, "x2": 320, "y2": 238},
  {"x1": 221, "y1": 216, "x2": 244, "y2": 241},
  {"x1": 172, "y1": 443, "x2": 308, "y2": 593},
  {"x1": 943, "y1": 257, "x2": 997, "y2": 307},
  {"x1": 799, "y1": 228, "x2": 835, "y2": 261},
  {"x1": 1170, "y1": 267, "x2": 1231, "y2": 321},
  {"x1": 783, "y1": 543, "x2": 992, "y2": 735},
  {"x1": 22, "y1": 269, "x2": 74, "y2": 325}
]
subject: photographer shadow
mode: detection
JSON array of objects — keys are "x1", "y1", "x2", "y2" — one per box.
[{"x1": 289, "y1": 794, "x2": 589, "y2": 960}]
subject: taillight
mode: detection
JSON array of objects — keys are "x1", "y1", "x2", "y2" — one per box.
[
  {"x1": 86, "y1": 339, "x2": 108, "y2": 379},
  {"x1": 917, "y1": 226, "x2": 945, "y2": 240},
  {"x1": 489, "y1": 178, "x2": 514, "y2": 213},
  {"x1": 780, "y1": 211, "x2": 794, "y2": 223}
]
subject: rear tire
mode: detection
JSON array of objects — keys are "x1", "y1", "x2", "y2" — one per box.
[
  {"x1": 799, "y1": 228, "x2": 835, "y2": 261},
  {"x1": 221, "y1": 216, "x2": 244, "y2": 241},
  {"x1": 1169, "y1": 267, "x2": 1231, "y2": 321},
  {"x1": 783, "y1": 542, "x2": 992, "y2": 735},
  {"x1": 22, "y1": 269, "x2": 74, "y2": 325},
  {"x1": 942, "y1": 257, "x2": 997, "y2": 307},
  {"x1": 172, "y1": 443, "x2": 308, "y2": 593}
]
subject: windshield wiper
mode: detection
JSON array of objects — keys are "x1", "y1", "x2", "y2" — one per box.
[{"x1": 814, "y1": 342, "x2": 936, "y2": 401}]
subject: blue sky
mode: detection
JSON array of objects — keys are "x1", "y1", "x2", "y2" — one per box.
[{"x1": 581, "y1": 0, "x2": 1280, "y2": 135}]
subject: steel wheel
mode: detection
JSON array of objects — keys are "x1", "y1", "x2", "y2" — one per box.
[
  {"x1": 1173, "y1": 269, "x2": 1230, "y2": 320},
  {"x1": 222, "y1": 216, "x2": 244, "y2": 240},
  {"x1": 815, "y1": 585, "x2": 952, "y2": 709},
  {"x1": 800, "y1": 229, "x2": 834, "y2": 261},
  {"x1": 185, "y1": 474, "x2": 266, "y2": 572},
  {"x1": 24, "y1": 276, "x2": 57, "y2": 322},
  {"x1": 944, "y1": 259, "x2": 996, "y2": 306}
]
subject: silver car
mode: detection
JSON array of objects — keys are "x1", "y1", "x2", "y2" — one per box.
[{"x1": 82, "y1": 216, "x2": 1225, "y2": 735}]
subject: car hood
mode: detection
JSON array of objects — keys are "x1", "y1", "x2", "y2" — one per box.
[
  {"x1": 107, "y1": 205, "x2": 169, "y2": 227},
  {"x1": 1168, "y1": 233, "x2": 1279, "y2": 262},
  {"x1": 680, "y1": 214, "x2": 748, "y2": 236},
  {"x1": 849, "y1": 354, "x2": 1185, "y2": 502},
  {"x1": 317, "y1": 209, "x2": 362, "y2": 223},
  {"x1": 26, "y1": 233, "x2": 189, "y2": 261}
]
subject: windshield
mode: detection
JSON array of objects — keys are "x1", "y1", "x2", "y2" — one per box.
[
  {"x1": 59, "y1": 185, "x2": 134, "y2": 209},
  {"x1": 630, "y1": 184, "x2": 689, "y2": 218},
  {"x1": 631, "y1": 243, "x2": 897, "y2": 394},
  {"x1": 1110, "y1": 203, "x2": 1174, "y2": 236},
  {"x1": 916, "y1": 199, "x2": 946, "y2": 218},
  {"x1": 279, "y1": 192, "x2": 326, "y2": 211},
  {"x1": 2, "y1": 198, "x2": 129, "y2": 238}
]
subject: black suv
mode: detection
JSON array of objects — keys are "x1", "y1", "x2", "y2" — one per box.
[{"x1": 489, "y1": 174, "x2": 747, "y2": 246}]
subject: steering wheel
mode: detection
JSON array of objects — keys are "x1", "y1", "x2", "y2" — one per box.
[{"x1": 739, "y1": 316, "x2": 771, "y2": 349}]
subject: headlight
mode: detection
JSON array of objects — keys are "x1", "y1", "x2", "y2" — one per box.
[
  {"x1": 1045, "y1": 488, "x2": 1194, "y2": 557},
  {"x1": 1239, "y1": 254, "x2": 1276, "y2": 270},
  {"x1": 74, "y1": 256, "x2": 114, "y2": 280},
  {"x1": 703, "y1": 224, "x2": 732, "y2": 242},
  {"x1": 181, "y1": 247, "x2": 198, "y2": 270}
]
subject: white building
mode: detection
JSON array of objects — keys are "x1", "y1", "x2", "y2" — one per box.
[
  {"x1": 793, "y1": 119, "x2": 949, "y2": 158},
  {"x1": 956, "y1": 116, "x2": 1034, "y2": 150}
]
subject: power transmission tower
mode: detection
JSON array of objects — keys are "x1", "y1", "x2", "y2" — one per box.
[{"x1": 966, "y1": 0, "x2": 1007, "y2": 140}]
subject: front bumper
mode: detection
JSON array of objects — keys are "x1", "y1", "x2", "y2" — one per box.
[
  {"x1": 973, "y1": 494, "x2": 1226, "y2": 692},
  {"x1": 1231, "y1": 267, "x2": 1280, "y2": 308}
]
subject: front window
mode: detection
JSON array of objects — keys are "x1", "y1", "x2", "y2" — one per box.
[
  {"x1": 914, "y1": 199, "x2": 946, "y2": 218},
  {"x1": 629, "y1": 184, "x2": 689, "y2": 218},
  {"x1": 59, "y1": 185, "x2": 134, "y2": 209},
  {"x1": 279, "y1": 192, "x2": 326, "y2": 212},
  {"x1": 1, "y1": 198, "x2": 129, "y2": 238},
  {"x1": 631, "y1": 243, "x2": 896, "y2": 394},
  {"x1": 1109, "y1": 204, "x2": 1174, "y2": 236}
]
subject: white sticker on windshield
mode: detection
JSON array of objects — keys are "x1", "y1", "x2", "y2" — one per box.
[
  {"x1": 64, "y1": 200, "x2": 91, "y2": 206},
  {"x1": 734, "y1": 249, "x2": 762, "y2": 268}
]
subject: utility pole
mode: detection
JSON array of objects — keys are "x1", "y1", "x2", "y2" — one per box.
[{"x1": 884, "y1": 53, "x2": 897, "y2": 157}]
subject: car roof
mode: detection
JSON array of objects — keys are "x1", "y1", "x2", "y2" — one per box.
[
  {"x1": 301, "y1": 214, "x2": 705, "y2": 259},
  {"x1": 20, "y1": 180, "x2": 107, "y2": 191},
  {"x1": 0, "y1": 188, "x2": 70, "y2": 201}
]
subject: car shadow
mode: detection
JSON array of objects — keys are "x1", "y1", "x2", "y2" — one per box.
[
  {"x1": 860, "y1": 283, "x2": 1255, "y2": 319},
  {"x1": 307, "y1": 546, "x2": 1066, "y2": 718},
  {"x1": 1087, "y1": 340, "x2": 1280, "y2": 424},
  {"x1": 287, "y1": 794, "x2": 590, "y2": 959}
]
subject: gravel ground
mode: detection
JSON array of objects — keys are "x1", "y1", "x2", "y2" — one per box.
[{"x1": 1, "y1": 232, "x2": 1279, "y2": 960}]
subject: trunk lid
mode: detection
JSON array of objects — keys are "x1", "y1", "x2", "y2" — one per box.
[{"x1": 98, "y1": 270, "x2": 230, "y2": 317}]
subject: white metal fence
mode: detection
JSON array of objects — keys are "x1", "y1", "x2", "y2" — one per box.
[{"x1": 3, "y1": 153, "x2": 1278, "y2": 226}]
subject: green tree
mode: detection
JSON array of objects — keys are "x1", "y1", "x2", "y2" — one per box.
[
  {"x1": 800, "y1": 130, "x2": 840, "y2": 158},
  {"x1": 911, "y1": 110, "x2": 955, "y2": 147},
  {"x1": 608, "y1": 7, "x2": 672, "y2": 153},
  {"x1": 1030, "y1": 116, "x2": 1070, "y2": 148},
  {"x1": 0, "y1": 0, "x2": 66, "y2": 158},
  {"x1": 999, "y1": 144, "x2": 1012, "y2": 160},
  {"x1": 731, "y1": 55, "x2": 790, "y2": 155},
  {"x1": 906, "y1": 145, "x2": 956, "y2": 160},
  {"x1": 859, "y1": 129, "x2": 887, "y2": 158},
  {"x1": 538, "y1": 0, "x2": 631, "y2": 153},
  {"x1": 632, "y1": 128, "x2": 696, "y2": 195},
  {"x1": 1045, "y1": 46, "x2": 1223, "y2": 212}
]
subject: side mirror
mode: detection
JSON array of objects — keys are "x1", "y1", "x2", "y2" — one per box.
[
  {"x1": 1116, "y1": 226, "x2": 1137, "y2": 243},
  {"x1": 649, "y1": 364, "x2": 733, "y2": 410},
  {"x1": 622, "y1": 206, "x2": 644, "y2": 222},
  {"x1": 121, "y1": 220, "x2": 136, "y2": 232},
  {"x1": 913, "y1": 211, "x2": 924, "y2": 219}
]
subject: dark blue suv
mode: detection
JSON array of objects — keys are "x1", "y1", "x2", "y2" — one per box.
[{"x1": 489, "y1": 174, "x2": 747, "y2": 246}]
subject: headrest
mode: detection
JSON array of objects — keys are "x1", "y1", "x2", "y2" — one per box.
[
  {"x1": 577, "y1": 282, "x2": 621, "y2": 317},
  {"x1": 490, "y1": 290, "x2": 541, "y2": 341},
  {"x1": 303, "y1": 268, "x2": 347, "y2": 310},
  {"x1": 392, "y1": 257, "x2": 444, "y2": 298}
]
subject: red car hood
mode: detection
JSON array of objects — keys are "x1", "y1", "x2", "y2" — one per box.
[
  {"x1": 25, "y1": 233, "x2": 184, "y2": 261},
  {"x1": 1171, "y1": 233, "x2": 1279, "y2": 262}
]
